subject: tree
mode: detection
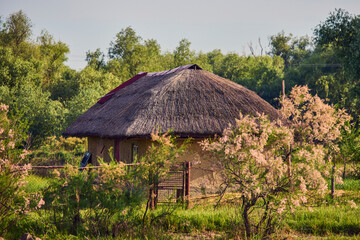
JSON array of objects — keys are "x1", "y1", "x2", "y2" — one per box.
[
  {"x1": 218, "y1": 54, "x2": 284, "y2": 105},
  {"x1": 0, "y1": 10, "x2": 32, "y2": 52},
  {"x1": 173, "y1": 38, "x2": 194, "y2": 67},
  {"x1": 108, "y1": 26, "x2": 146, "y2": 77},
  {"x1": 108, "y1": 26, "x2": 163, "y2": 78},
  {"x1": 38, "y1": 30, "x2": 69, "y2": 86},
  {"x1": 201, "y1": 86, "x2": 350, "y2": 238},
  {"x1": 269, "y1": 31, "x2": 312, "y2": 69},
  {"x1": 0, "y1": 82, "x2": 68, "y2": 147},
  {"x1": 313, "y1": 8, "x2": 360, "y2": 119},
  {"x1": 86, "y1": 48, "x2": 105, "y2": 70},
  {"x1": 207, "y1": 49, "x2": 224, "y2": 74}
]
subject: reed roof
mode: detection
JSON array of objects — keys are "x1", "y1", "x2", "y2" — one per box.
[{"x1": 63, "y1": 64, "x2": 282, "y2": 139}]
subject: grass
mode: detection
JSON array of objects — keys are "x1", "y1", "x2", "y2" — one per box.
[
  {"x1": 287, "y1": 205, "x2": 360, "y2": 236},
  {"x1": 337, "y1": 178, "x2": 360, "y2": 191},
  {"x1": 162, "y1": 205, "x2": 236, "y2": 233},
  {"x1": 24, "y1": 174, "x2": 51, "y2": 193},
  {"x1": 13, "y1": 173, "x2": 360, "y2": 239}
]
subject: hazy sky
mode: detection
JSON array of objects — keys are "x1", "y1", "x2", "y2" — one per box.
[{"x1": 1, "y1": 0, "x2": 359, "y2": 70}]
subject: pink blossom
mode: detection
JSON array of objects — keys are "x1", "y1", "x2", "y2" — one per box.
[
  {"x1": 37, "y1": 198, "x2": 45, "y2": 209},
  {"x1": 201, "y1": 85, "x2": 349, "y2": 224},
  {"x1": 277, "y1": 207, "x2": 285, "y2": 214},
  {"x1": 348, "y1": 200, "x2": 358, "y2": 209},
  {"x1": 8, "y1": 129, "x2": 14, "y2": 138},
  {"x1": 291, "y1": 198, "x2": 300, "y2": 207},
  {"x1": 0, "y1": 104, "x2": 8, "y2": 112}
]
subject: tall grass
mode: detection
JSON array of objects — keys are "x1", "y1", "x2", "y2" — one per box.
[
  {"x1": 286, "y1": 206, "x2": 360, "y2": 236},
  {"x1": 337, "y1": 178, "x2": 360, "y2": 191},
  {"x1": 166, "y1": 205, "x2": 236, "y2": 232}
]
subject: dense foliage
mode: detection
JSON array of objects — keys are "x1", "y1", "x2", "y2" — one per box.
[{"x1": 0, "y1": 9, "x2": 359, "y2": 148}]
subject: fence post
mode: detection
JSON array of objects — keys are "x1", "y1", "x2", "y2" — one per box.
[{"x1": 185, "y1": 161, "x2": 190, "y2": 208}]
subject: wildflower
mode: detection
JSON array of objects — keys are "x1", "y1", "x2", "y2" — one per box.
[
  {"x1": 291, "y1": 198, "x2": 300, "y2": 207},
  {"x1": 277, "y1": 207, "x2": 285, "y2": 214},
  {"x1": 0, "y1": 104, "x2": 8, "y2": 112},
  {"x1": 36, "y1": 198, "x2": 45, "y2": 209},
  {"x1": 348, "y1": 200, "x2": 358, "y2": 209}
]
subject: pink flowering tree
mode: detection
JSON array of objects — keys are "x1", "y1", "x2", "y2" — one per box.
[
  {"x1": 281, "y1": 86, "x2": 351, "y2": 197},
  {"x1": 201, "y1": 86, "x2": 350, "y2": 238}
]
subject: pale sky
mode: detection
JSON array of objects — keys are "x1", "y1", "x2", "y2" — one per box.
[{"x1": 1, "y1": 0, "x2": 359, "y2": 70}]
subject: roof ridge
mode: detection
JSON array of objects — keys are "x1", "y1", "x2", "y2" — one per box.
[{"x1": 97, "y1": 64, "x2": 202, "y2": 104}]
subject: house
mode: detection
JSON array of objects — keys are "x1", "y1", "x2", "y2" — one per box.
[{"x1": 63, "y1": 64, "x2": 282, "y2": 195}]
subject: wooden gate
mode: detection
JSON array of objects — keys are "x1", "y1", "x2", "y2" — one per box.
[{"x1": 150, "y1": 162, "x2": 190, "y2": 208}]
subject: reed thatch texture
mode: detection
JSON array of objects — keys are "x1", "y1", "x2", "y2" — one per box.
[{"x1": 63, "y1": 64, "x2": 282, "y2": 138}]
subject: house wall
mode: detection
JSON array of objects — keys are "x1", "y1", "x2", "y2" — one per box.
[
  {"x1": 88, "y1": 137, "x2": 115, "y2": 164},
  {"x1": 87, "y1": 137, "x2": 152, "y2": 164},
  {"x1": 116, "y1": 138, "x2": 151, "y2": 163},
  {"x1": 87, "y1": 137, "x2": 223, "y2": 195},
  {"x1": 178, "y1": 139, "x2": 223, "y2": 196}
]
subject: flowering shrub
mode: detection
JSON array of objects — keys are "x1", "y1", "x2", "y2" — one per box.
[
  {"x1": 201, "y1": 86, "x2": 351, "y2": 239},
  {"x1": 0, "y1": 104, "x2": 43, "y2": 236},
  {"x1": 43, "y1": 161, "x2": 134, "y2": 235},
  {"x1": 42, "y1": 131, "x2": 188, "y2": 237},
  {"x1": 280, "y1": 85, "x2": 350, "y2": 149}
]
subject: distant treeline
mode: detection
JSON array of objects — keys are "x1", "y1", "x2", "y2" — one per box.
[{"x1": 0, "y1": 9, "x2": 359, "y2": 147}]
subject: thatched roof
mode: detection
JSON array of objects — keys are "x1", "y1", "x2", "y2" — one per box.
[{"x1": 63, "y1": 64, "x2": 282, "y2": 139}]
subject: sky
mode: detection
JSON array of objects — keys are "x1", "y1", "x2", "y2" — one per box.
[{"x1": 1, "y1": 0, "x2": 359, "y2": 70}]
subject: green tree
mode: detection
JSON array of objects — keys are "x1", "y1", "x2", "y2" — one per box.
[
  {"x1": 48, "y1": 68, "x2": 79, "y2": 102},
  {"x1": 108, "y1": 26, "x2": 145, "y2": 77},
  {"x1": 219, "y1": 54, "x2": 284, "y2": 104},
  {"x1": 86, "y1": 48, "x2": 105, "y2": 70},
  {"x1": 38, "y1": 30, "x2": 69, "y2": 86},
  {"x1": 0, "y1": 10, "x2": 32, "y2": 52},
  {"x1": 173, "y1": 38, "x2": 194, "y2": 67},
  {"x1": 207, "y1": 49, "x2": 224, "y2": 74},
  {"x1": 313, "y1": 9, "x2": 360, "y2": 119},
  {"x1": 0, "y1": 46, "x2": 43, "y2": 88},
  {"x1": 0, "y1": 82, "x2": 68, "y2": 147},
  {"x1": 108, "y1": 26, "x2": 163, "y2": 78},
  {"x1": 269, "y1": 31, "x2": 312, "y2": 69}
]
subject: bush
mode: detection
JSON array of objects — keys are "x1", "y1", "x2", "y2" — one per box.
[
  {"x1": 29, "y1": 136, "x2": 86, "y2": 167},
  {"x1": 0, "y1": 104, "x2": 43, "y2": 236}
]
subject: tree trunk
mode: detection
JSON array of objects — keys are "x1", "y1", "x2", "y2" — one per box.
[
  {"x1": 243, "y1": 204, "x2": 251, "y2": 238},
  {"x1": 287, "y1": 149, "x2": 293, "y2": 192},
  {"x1": 72, "y1": 188, "x2": 80, "y2": 234},
  {"x1": 331, "y1": 157, "x2": 336, "y2": 199}
]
